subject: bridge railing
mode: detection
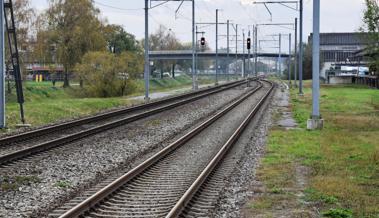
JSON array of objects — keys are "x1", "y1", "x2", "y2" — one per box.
[{"x1": 149, "y1": 50, "x2": 289, "y2": 56}]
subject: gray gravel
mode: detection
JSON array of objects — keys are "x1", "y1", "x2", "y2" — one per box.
[
  {"x1": 0, "y1": 83, "x2": 254, "y2": 218},
  {"x1": 76, "y1": 83, "x2": 270, "y2": 218},
  {"x1": 211, "y1": 83, "x2": 281, "y2": 218}
]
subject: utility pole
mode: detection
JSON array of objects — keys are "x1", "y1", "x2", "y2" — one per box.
[
  {"x1": 195, "y1": 25, "x2": 198, "y2": 78},
  {"x1": 288, "y1": 33, "x2": 292, "y2": 87},
  {"x1": 227, "y1": 20, "x2": 230, "y2": 81},
  {"x1": 299, "y1": 0, "x2": 304, "y2": 94},
  {"x1": 144, "y1": 0, "x2": 150, "y2": 101},
  {"x1": 215, "y1": 9, "x2": 219, "y2": 85},
  {"x1": 294, "y1": 18, "x2": 298, "y2": 87},
  {"x1": 0, "y1": 0, "x2": 4, "y2": 128},
  {"x1": 242, "y1": 30, "x2": 245, "y2": 78},
  {"x1": 192, "y1": 0, "x2": 198, "y2": 90},
  {"x1": 247, "y1": 29, "x2": 251, "y2": 77},
  {"x1": 278, "y1": 33, "x2": 282, "y2": 76},
  {"x1": 252, "y1": 26, "x2": 255, "y2": 77},
  {"x1": 307, "y1": 0, "x2": 323, "y2": 130},
  {"x1": 254, "y1": 25, "x2": 258, "y2": 77},
  {"x1": 235, "y1": 24, "x2": 238, "y2": 75}
]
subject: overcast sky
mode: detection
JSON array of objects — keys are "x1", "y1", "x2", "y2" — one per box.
[{"x1": 30, "y1": 0, "x2": 366, "y2": 52}]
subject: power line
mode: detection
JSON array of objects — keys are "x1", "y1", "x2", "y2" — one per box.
[{"x1": 93, "y1": 1, "x2": 142, "y2": 11}]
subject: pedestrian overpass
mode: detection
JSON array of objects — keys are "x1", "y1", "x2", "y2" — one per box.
[{"x1": 149, "y1": 50, "x2": 290, "y2": 60}]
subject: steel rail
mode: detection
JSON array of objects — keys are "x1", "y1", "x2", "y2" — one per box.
[
  {"x1": 166, "y1": 80, "x2": 274, "y2": 218},
  {"x1": 0, "y1": 80, "x2": 244, "y2": 147},
  {"x1": 57, "y1": 81, "x2": 265, "y2": 218},
  {"x1": 0, "y1": 80, "x2": 251, "y2": 166}
]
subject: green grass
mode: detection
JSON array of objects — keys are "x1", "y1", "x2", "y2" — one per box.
[
  {"x1": 2, "y1": 75, "x2": 232, "y2": 131},
  {"x1": 1, "y1": 175, "x2": 41, "y2": 191},
  {"x1": 248, "y1": 82, "x2": 379, "y2": 217},
  {"x1": 4, "y1": 82, "x2": 135, "y2": 131},
  {"x1": 55, "y1": 180, "x2": 72, "y2": 189}
]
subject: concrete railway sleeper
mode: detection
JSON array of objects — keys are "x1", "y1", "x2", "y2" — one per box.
[
  {"x1": 50, "y1": 80, "x2": 274, "y2": 218},
  {"x1": 0, "y1": 80, "x2": 251, "y2": 166},
  {"x1": 0, "y1": 80, "x2": 245, "y2": 149}
]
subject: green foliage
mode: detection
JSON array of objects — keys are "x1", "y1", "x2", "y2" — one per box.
[
  {"x1": 362, "y1": 0, "x2": 379, "y2": 74},
  {"x1": 104, "y1": 24, "x2": 141, "y2": 54},
  {"x1": 4, "y1": 76, "x2": 216, "y2": 130},
  {"x1": 55, "y1": 180, "x2": 72, "y2": 189},
  {"x1": 75, "y1": 51, "x2": 143, "y2": 97},
  {"x1": 363, "y1": 0, "x2": 379, "y2": 33},
  {"x1": 270, "y1": 187, "x2": 285, "y2": 194},
  {"x1": 46, "y1": 0, "x2": 107, "y2": 86},
  {"x1": 304, "y1": 188, "x2": 338, "y2": 204},
  {"x1": 322, "y1": 208, "x2": 353, "y2": 218},
  {"x1": 1, "y1": 175, "x2": 41, "y2": 191}
]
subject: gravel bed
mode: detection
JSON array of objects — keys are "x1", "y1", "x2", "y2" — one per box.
[
  {"x1": 77, "y1": 84, "x2": 270, "y2": 218},
  {"x1": 0, "y1": 82, "x2": 228, "y2": 138},
  {"x1": 211, "y1": 83, "x2": 280, "y2": 218},
  {"x1": 0, "y1": 83, "x2": 254, "y2": 218},
  {"x1": 0, "y1": 85, "x2": 234, "y2": 156}
]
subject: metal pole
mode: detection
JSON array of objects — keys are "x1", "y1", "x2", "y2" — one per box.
[
  {"x1": 235, "y1": 24, "x2": 238, "y2": 76},
  {"x1": 192, "y1": 0, "x2": 198, "y2": 90},
  {"x1": 279, "y1": 33, "x2": 282, "y2": 76},
  {"x1": 0, "y1": 0, "x2": 5, "y2": 128},
  {"x1": 312, "y1": 0, "x2": 320, "y2": 118},
  {"x1": 215, "y1": 9, "x2": 219, "y2": 85},
  {"x1": 195, "y1": 25, "x2": 198, "y2": 80},
  {"x1": 255, "y1": 25, "x2": 258, "y2": 77},
  {"x1": 144, "y1": 0, "x2": 150, "y2": 101},
  {"x1": 243, "y1": 30, "x2": 245, "y2": 78},
  {"x1": 294, "y1": 17, "x2": 298, "y2": 87},
  {"x1": 247, "y1": 30, "x2": 251, "y2": 77},
  {"x1": 227, "y1": 20, "x2": 230, "y2": 81},
  {"x1": 288, "y1": 33, "x2": 292, "y2": 87},
  {"x1": 252, "y1": 26, "x2": 255, "y2": 77},
  {"x1": 299, "y1": 0, "x2": 304, "y2": 94}
]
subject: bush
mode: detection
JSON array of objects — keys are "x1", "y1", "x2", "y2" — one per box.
[{"x1": 75, "y1": 51, "x2": 143, "y2": 97}]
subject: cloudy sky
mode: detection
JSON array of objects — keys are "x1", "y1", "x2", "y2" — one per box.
[{"x1": 30, "y1": 0, "x2": 366, "y2": 52}]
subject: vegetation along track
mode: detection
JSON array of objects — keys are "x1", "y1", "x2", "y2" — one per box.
[
  {"x1": 49, "y1": 80, "x2": 274, "y2": 218},
  {"x1": 0, "y1": 80, "x2": 249, "y2": 166}
]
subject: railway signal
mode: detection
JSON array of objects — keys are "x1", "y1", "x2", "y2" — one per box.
[
  {"x1": 247, "y1": 37, "x2": 251, "y2": 50},
  {"x1": 200, "y1": 37, "x2": 206, "y2": 46}
]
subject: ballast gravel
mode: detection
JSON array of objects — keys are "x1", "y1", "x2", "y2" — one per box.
[
  {"x1": 212, "y1": 84, "x2": 284, "y2": 218},
  {"x1": 0, "y1": 83, "x2": 254, "y2": 218}
]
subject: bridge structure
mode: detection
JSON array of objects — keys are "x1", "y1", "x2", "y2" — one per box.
[{"x1": 149, "y1": 50, "x2": 290, "y2": 60}]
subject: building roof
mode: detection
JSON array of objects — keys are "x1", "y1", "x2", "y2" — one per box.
[{"x1": 309, "y1": 32, "x2": 369, "y2": 46}]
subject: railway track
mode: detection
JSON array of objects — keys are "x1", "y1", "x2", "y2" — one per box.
[
  {"x1": 0, "y1": 80, "x2": 249, "y2": 166},
  {"x1": 49, "y1": 80, "x2": 274, "y2": 218}
]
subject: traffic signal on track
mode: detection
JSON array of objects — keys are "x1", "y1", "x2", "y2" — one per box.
[
  {"x1": 201, "y1": 37, "x2": 206, "y2": 46},
  {"x1": 247, "y1": 38, "x2": 251, "y2": 50}
]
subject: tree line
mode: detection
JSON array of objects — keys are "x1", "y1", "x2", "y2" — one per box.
[
  {"x1": 9, "y1": 0, "x2": 192, "y2": 97},
  {"x1": 362, "y1": 0, "x2": 379, "y2": 75}
]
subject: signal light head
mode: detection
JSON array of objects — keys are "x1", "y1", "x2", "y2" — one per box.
[
  {"x1": 200, "y1": 37, "x2": 206, "y2": 46},
  {"x1": 247, "y1": 38, "x2": 251, "y2": 50}
]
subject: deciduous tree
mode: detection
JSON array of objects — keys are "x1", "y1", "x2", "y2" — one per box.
[
  {"x1": 46, "y1": 0, "x2": 106, "y2": 87},
  {"x1": 75, "y1": 51, "x2": 143, "y2": 97},
  {"x1": 103, "y1": 24, "x2": 141, "y2": 54},
  {"x1": 362, "y1": 0, "x2": 379, "y2": 74}
]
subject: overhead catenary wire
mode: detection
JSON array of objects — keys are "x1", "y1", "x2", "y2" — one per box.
[{"x1": 92, "y1": 0, "x2": 142, "y2": 11}]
